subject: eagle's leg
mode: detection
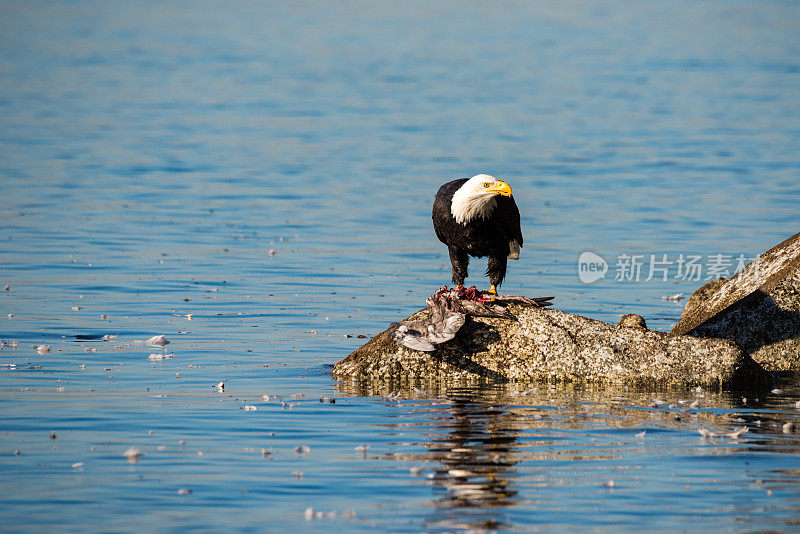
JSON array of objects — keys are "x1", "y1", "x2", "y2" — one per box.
[
  {"x1": 486, "y1": 253, "x2": 507, "y2": 295},
  {"x1": 448, "y1": 246, "x2": 469, "y2": 288}
]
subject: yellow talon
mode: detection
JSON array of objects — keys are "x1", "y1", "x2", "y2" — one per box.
[{"x1": 488, "y1": 285, "x2": 497, "y2": 295}]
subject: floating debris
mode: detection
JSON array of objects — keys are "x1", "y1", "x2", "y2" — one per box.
[
  {"x1": 243, "y1": 405, "x2": 257, "y2": 411},
  {"x1": 354, "y1": 444, "x2": 370, "y2": 457},
  {"x1": 261, "y1": 448, "x2": 272, "y2": 459},
  {"x1": 382, "y1": 391, "x2": 401, "y2": 401},
  {"x1": 33, "y1": 344, "x2": 51, "y2": 355},
  {"x1": 102, "y1": 335, "x2": 117, "y2": 342},
  {"x1": 698, "y1": 428, "x2": 717, "y2": 439},
  {"x1": 783, "y1": 422, "x2": 795, "y2": 434},
  {"x1": 634, "y1": 430, "x2": 647, "y2": 439},
  {"x1": 123, "y1": 447, "x2": 143, "y2": 463},
  {"x1": 771, "y1": 388, "x2": 784, "y2": 395},
  {"x1": 292, "y1": 470, "x2": 304, "y2": 479},
  {"x1": 215, "y1": 380, "x2": 226, "y2": 393},
  {"x1": 725, "y1": 427, "x2": 749, "y2": 439},
  {"x1": 50, "y1": 432, "x2": 57, "y2": 440},
  {"x1": 177, "y1": 488, "x2": 192, "y2": 495},
  {"x1": 409, "y1": 466, "x2": 424, "y2": 476},
  {"x1": 293, "y1": 445, "x2": 311, "y2": 455},
  {"x1": 145, "y1": 335, "x2": 170, "y2": 347},
  {"x1": 602, "y1": 480, "x2": 615, "y2": 488},
  {"x1": 71, "y1": 462, "x2": 84, "y2": 471},
  {"x1": 303, "y1": 507, "x2": 344, "y2": 520},
  {"x1": 1, "y1": 340, "x2": 19, "y2": 349},
  {"x1": 662, "y1": 293, "x2": 684, "y2": 302},
  {"x1": 261, "y1": 394, "x2": 270, "y2": 401},
  {"x1": 71, "y1": 306, "x2": 82, "y2": 311},
  {"x1": 699, "y1": 427, "x2": 749, "y2": 440}
]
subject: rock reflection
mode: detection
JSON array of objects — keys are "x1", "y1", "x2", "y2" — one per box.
[{"x1": 336, "y1": 378, "x2": 800, "y2": 531}]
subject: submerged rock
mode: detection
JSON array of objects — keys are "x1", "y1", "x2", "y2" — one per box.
[
  {"x1": 333, "y1": 303, "x2": 770, "y2": 390},
  {"x1": 672, "y1": 231, "x2": 800, "y2": 371}
]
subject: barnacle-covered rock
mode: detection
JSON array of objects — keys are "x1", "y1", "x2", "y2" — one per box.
[
  {"x1": 672, "y1": 231, "x2": 800, "y2": 371},
  {"x1": 335, "y1": 232, "x2": 800, "y2": 390},
  {"x1": 333, "y1": 303, "x2": 770, "y2": 390}
]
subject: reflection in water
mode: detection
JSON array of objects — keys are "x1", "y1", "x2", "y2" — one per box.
[
  {"x1": 339, "y1": 379, "x2": 800, "y2": 531},
  {"x1": 423, "y1": 396, "x2": 519, "y2": 531}
]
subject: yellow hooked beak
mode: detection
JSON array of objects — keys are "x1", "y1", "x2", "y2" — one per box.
[{"x1": 487, "y1": 180, "x2": 513, "y2": 197}]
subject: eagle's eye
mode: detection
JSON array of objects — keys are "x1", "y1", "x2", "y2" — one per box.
[{"x1": 483, "y1": 182, "x2": 491, "y2": 188}]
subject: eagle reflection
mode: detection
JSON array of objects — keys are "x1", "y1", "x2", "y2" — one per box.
[{"x1": 423, "y1": 395, "x2": 519, "y2": 531}]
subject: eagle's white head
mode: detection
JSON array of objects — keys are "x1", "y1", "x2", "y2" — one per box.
[{"x1": 450, "y1": 174, "x2": 513, "y2": 224}]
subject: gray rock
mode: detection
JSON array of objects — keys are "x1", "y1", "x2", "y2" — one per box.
[
  {"x1": 680, "y1": 277, "x2": 727, "y2": 321},
  {"x1": 672, "y1": 231, "x2": 800, "y2": 371},
  {"x1": 333, "y1": 304, "x2": 770, "y2": 389}
]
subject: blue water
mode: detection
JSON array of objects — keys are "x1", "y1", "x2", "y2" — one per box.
[{"x1": 2, "y1": 1, "x2": 800, "y2": 531}]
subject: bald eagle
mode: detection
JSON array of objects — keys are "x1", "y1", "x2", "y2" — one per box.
[{"x1": 432, "y1": 174, "x2": 523, "y2": 294}]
